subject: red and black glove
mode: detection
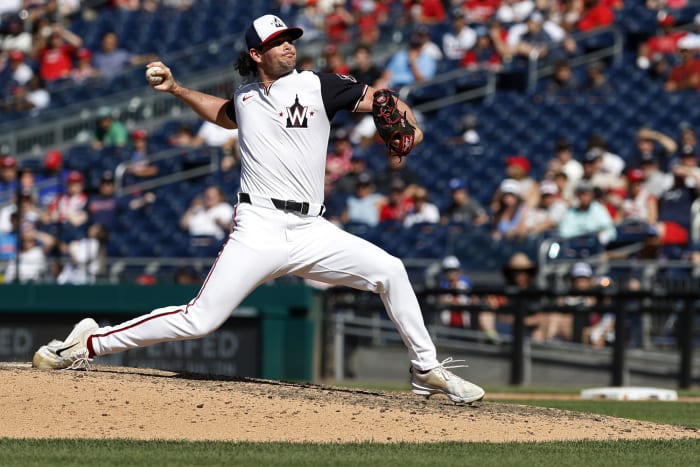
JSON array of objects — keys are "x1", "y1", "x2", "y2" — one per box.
[{"x1": 372, "y1": 89, "x2": 416, "y2": 160}]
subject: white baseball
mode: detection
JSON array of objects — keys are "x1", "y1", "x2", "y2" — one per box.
[{"x1": 146, "y1": 66, "x2": 164, "y2": 85}]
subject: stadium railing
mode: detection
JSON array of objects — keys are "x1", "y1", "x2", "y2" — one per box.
[{"x1": 323, "y1": 284, "x2": 699, "y2": 388}]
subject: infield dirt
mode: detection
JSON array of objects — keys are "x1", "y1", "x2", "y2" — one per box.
[{"x1": 2, "y1": 363, "x2": 698, "y2": 443}]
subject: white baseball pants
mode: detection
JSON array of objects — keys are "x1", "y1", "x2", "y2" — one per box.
[{"x1": 89, "y1": 202, "x2": 439, "y2": 371}]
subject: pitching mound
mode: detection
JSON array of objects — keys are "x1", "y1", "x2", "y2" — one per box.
[{"x1": 2, "y1": 363, "x2": 698, "y2": 443}]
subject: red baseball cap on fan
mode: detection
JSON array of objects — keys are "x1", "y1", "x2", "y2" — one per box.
[
  {"x1": 132, "y1": 129, "x2": 148, "y2": 140},
  {"x1": 658, "y1": 13, "x2": 675, "y2": 27},
  {"x1": 77, "y1": 48, "x2": 92, "y2": 59},
  {"x1": 245, "y1": 14, "x2": 303, "y2": 50},
  {"x1": 67, "y1": 171, "x2": 84, "y2": 183},
  {"x1": 9, "y1": 50, "x2": 24, "y2": 61},
  {"x1": 44, "y1": 150, "x2": 63, "y2": 170},
  {"x1": 627, "y1": 168, "x2": 645, "y2": 183},
  {"x1": 506, "y1": 155, "x2": 531, "y2": 174},
  {"x1": 1, "y1": 156, "x2": 17, "y2": 168}
]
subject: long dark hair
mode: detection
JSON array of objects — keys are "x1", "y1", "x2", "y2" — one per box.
[
  {"x1": 493, "y1": 191, "x2": 523, "y2": 227},
  {"x1": 234, "y1": 51, "x2": 257, "y2": 78}
]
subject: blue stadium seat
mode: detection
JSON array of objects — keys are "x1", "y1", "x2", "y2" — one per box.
[{"x1": 342, "y1": 221, "x2": 373, "y2": 239}]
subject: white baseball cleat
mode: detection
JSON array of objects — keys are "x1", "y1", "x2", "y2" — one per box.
[
  {"x1": 411, "y1": 357, "x2": 485, "y2": 404},
  {"x1": 32, "y1": 318, "x2": 99, "y2": 370}
]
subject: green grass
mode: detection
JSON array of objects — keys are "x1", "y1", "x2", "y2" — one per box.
[
  {"x1": 485, "y1": 385, "x2": 700, "y2": 398},
  {"x1": 502, "y1": 400, "x2": 700, "y2": 428},
  {"x1": 331, "y1": 381, "x2": 700, "y2": 399},
  {"x1": 1, "y1": 439, "x2": 698, "y2": 467}
]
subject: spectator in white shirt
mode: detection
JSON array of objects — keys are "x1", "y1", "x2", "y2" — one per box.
[
  {"x1": 193, "y1": 120, "x2": 240, "y2": 170},
  {"x1": 586, "y1": 134, "x2": 625, "y2": 178},
  {"x1": 495, "y1": 0, "x2": 535, "y2": 24},
  {"x1": 525, "y1": 180, "x2": 568, "y2": 235},
  {"x1": 404, "y1": 186, "x2": 440, "y2": 228},
  {"x1": 677, "y1": 13, "x2": 700, "y2": 52},
  {"x1": 193, "y1": 120, "x2": 240, "y2": 149},
  {"x1": 180, "y1": 185, "x2": 234, "y2": 240},
  {"x1": 57, "y1": 223, "x2": 109, "y2": 285},
  {"x1": 7, "y1": 49, "x2": 33, "y2": 85},
  {"x1": 4, "y1": 228, "x2": 47, "y2": 283},
  {"x1": 0, "y1": 17, "x2": 33, "y2": 54},
  {"x1": 442, "y1": 13, "x2": 477, "y2": 62}
]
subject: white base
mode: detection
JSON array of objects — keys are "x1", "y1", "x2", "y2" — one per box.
[{"x1": 580, "y1": 386, "x2": 678, "y2": 401}]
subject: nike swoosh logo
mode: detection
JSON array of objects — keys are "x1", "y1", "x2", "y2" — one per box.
[
  {"x1": 56, "y1": 342, "x2": 79, "y2": 357},
  {"x1": 242, "y1": 95, "x2": 254, "y2": 102}
]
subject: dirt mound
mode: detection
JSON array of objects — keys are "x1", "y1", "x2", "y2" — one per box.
[{"x1": 2, "y1": 363, "x2": 698, "y2": 443}]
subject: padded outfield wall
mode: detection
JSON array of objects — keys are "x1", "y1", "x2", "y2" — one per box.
[{"x1": 0, "y1": 283, "x2": 320, "y2": 381}]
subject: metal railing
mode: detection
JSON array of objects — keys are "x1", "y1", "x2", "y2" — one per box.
[
  {"x1": 399, "y1": 25, "x2": 625, "y2": 111},
  {"x1": 399, "y1": 67, "x2": 498, "y2": 113},
  {"x1": 527, "y1": 27, "x2": 624, "y2": 91},
  {"x1": 2, "y1": 22, "x2": 625, "y2": 158},
  {"x1": 114, "y1": 145, "x2": 221, "y2": 196},
  {"x1": 0, "y1": 255, "x2": 216, "y2": 285},
  {"x1": 535, "y1": 227, "x2": 700, "y2": 291},
  {"x1": 324, "y1": 285, "x2": 699, "y2": 387},
  {"x1": 0, "y1": 25, "x2": 400, "y2": 161},
  {"x1": 0, "y1": 37, "x2": 242, "y2": 160}
]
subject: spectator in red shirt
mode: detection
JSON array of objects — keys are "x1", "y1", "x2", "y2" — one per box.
[
  {"x1": 576, "y1": 0, "x2": 615, "y2": 32},
  {"x1": 325, "y1": 1, "x2": 354, "y2": 44},
  {"x1": 42, "y1": 170, "x2": 89, "y2": 244},
  {"x1": 321, "y1": 45, "x2": 350, "y2": 75},
  {"x1": 664, "y1": 47, "x2": 700, "y2": 91},
  {"x1": 461, "y1": 29, "x2": 503, "y2": 72},
  {"x1": 461, "y1": 0, "x2": 501, "y2": 25},
  {"x1": 406, "y1": 0, "x2": 446, "y2": 26},
  {"x1": 637, "y1": 13, "x2": 688, "y2": 69},
  {"x1": 70, "y1": 48, "x2": 100, "y2": 83},
  {"x1": 35, "y1": 24, "x2": 83, "y2": 82},
  {"x1": 352, "y1": 0, "x2": 389, "y2": 47},
  {"x1": 487, "y1": 19, "x2": 514, "y2": 63},
  {"x1": 379, "y1": 179, "x2": 414, "y2": 223}
]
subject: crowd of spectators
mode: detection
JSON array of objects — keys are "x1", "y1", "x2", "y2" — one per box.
[
  {"x1": 1, "y1": 1, "x2": 697, "y2": 120},
  {"x1": 2, "y1": 0, "x2": 700, "y2": 289},
  {"x1": 0, "y1": 0, "x2": 177, "y2": 115},
  {"x1": 0, "y1": 143, "x2": 158, "y2": 284},
  {"x1": 432, "y1": 249, "x2": 651, "y2": 348},
  {"x1": 320, "y1": 116, "x2": 696, "y2": 276}
]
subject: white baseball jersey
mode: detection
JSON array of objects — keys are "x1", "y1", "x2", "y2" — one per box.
[{"x1": 225, "y1": 70, "x2": 367, "y2": 203}]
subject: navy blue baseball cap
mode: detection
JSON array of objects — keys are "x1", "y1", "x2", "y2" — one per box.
[
  {"x1": 449, "y1": 178, "x2": 468, "y2": 191},
  {"x1": 245, "y1": 14, "x2": 303, "y2": 50}
]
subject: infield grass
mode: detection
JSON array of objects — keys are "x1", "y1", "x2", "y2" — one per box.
[
  {"x1": 500, "y1": 400, "x2": 700, "y2": 428},
  {"x1": 1, "y1": 438, "x2": 698, "y2": 467}
]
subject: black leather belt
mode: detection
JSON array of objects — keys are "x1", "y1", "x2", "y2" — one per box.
[{"x1": 239, "y1": 192, "x2": 312, "y2": 215}]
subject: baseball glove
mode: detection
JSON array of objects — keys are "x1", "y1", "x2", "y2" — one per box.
[{"x1": 372, "y1": 89, "x2": 416, "y2": 160}]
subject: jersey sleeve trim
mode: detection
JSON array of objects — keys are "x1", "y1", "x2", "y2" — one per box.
[
  {"x1": 352, "y1": 84, "x2": 369, "y2": 112},
  {"x1": 317, "y1": 72, "x2": 367, "y2": 121}
]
